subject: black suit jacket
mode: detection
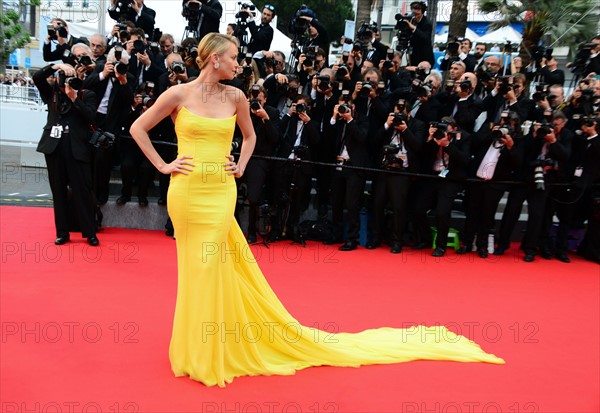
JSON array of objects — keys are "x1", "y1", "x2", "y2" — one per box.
[
  {"x1": 409, "y1": 16, "x2": 434, "y2": 66},
  {"x1": 33, "y1": 65, "x2": 97, "y2": 162},
  {"x1": 186, "y1": 0, "x2": 223, "y2": 42},
  {"x1": 108, "y1": 5, "x2": 155, "y2": 37},
  {"x1": 333, "y1": 116, "x2": 370, "y2": 168},
  {"x1": 278, "y1": 115, "x2": 320, "y2": 174},
  {"x1": 572, "y1": 135, "x2": 600, "y2": 190},
  {"x1": 469, "y1": 124, "x2": 521, "y2": 181},
  {"x1": 43, "y1": 36, "x2": 87, "y2": 62},
  {"x1": 251, "y1": 105, "x2": 281, "y2": 156},
  {"x1": 441, "y1": 93, "x2": 484, "y2": 134},
  {"x1": 540, "y1": 66, "x2": 565, "y2": 86},
  {"x1": 373, "y1": 117, "x2": 426, "y2": 173},
  {"x1": 583, "y1": 54, "x2": 600, "y2": 78},
  {"x1": 306, "y1": 19, "x2": 330, "y2": 57},
  {"x1": 247, "y1": 22, "x2": 274, "y2": 55},
  {"x1": 421, "y1": 130, "x2": 471, "y2": 180},
  {"x1": 82, "y1": 63, "x2": 135, "y2": 135}
]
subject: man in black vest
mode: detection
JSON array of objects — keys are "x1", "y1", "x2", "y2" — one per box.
[{"x1": 33, "y1": 63, "x2": 99, "y2": 246}]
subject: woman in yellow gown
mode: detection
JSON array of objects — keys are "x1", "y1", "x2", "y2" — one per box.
[{"x1": 130, "y1": 33, "x2": 504, "y2": 388}]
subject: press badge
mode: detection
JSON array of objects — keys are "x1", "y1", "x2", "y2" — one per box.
[
  {"x1": 439, "y1": 169, "x2": 449, "y2": 178},
  {"x1": 50, "y1": 125, "x2": 63, "y2": 139},
  {"x1": 574, "y1": 167, "x2": 583, "y2": 177}
]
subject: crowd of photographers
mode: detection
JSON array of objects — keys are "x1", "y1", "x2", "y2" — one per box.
[{"x1": 34, "y1": 0, "x2": 600, "y2": 264}]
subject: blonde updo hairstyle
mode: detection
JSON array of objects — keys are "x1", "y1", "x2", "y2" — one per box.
[{"x1": 195, "y1": 33, "x2": 240, "y2": 70}]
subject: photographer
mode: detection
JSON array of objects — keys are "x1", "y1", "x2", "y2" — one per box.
[
  {"x1": 328, "y1": 96, "x2": 369, "y2": 251},
  {"x1": 309, "y1": 68, "x2": 340, "y2": 217},
  {"x1": 43, "y1": 18, "x2": 88, "y2": 63},
  {"x1": 263, "y1": 72, "x2": 300, "y2": 117},
  {"x1": 245, "y1": 4, "x2": 275, "y2": 54},
  {"x1": 298, "y1": 13, "x2": 330, "y2": 57},
  {"x1": 412, "y1": 117, "x2": 470, "y2": 256},
  {"x1": 274, "y1": 95, "x2": 320, "y2": 242},
  {"x1": 500, "y1": 112, "x2": 571, "y2": 262},
  {"x1": 126, "y1": 28, "x2": 163, "y2": 88},
  {"x1": 574, "y1": 117, "x2": 600, "y2": 263},
  {"x1": 472, "y1": 42, "x2": 487, "y2": 72},
  {"x1": 406, "y1": 1, "x2": 434, "y2": 66},
  {"x1": 367, "y1": 100, "x2": 426, "y2": 253},
  {"x1": 582, "y1": 35, "x2": 600, "y2": 77},
  {"x1": 82, "y1": 47, "x2": 136, "y2": 205},
  {"x1": 108, "y1": 0, "x2": 156, "y2": 37},
  {"x1": 539, "y1": 56, "x2": 565, "y2": 86},
  {"x1": 33, "y1": 62, "x2": 99, "y2": 246},
  {"x1": 68, "y1": 44, "x2": 96, "y2": 82},
  {"x1": 458, "y1": 112, "x2": 522, "y2": 258},
  {"x1": 440, "y1": 72, "x2": 484, "y2": 134},
  {"x1": 440, "y1": 37, "x2": 476, "y2": 73},
  {"x1": 244, "y1": 85, "x2": 281, "y2": 243},
  {"x1": 484, "y1": 73, "x2": 535, "y2": 124},
  {"x1": 352, "y1": 68, "x2": 389, "y2": 134},
  {"x1": 181, "y1": 0, "x2": 223, "y2": 41},
  {"x1": 408, "y1": 76, "x2": 443, "y2": 125}
]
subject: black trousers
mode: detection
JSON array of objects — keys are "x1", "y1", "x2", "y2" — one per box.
[
  {"x1": 45, "y1": 136, "x2": 96, "y2": 238},
  {"x1": 413, "y1": 179, "x2": 462, "y2": 249},
  {"x1": 370, "y1": 172, "x2": 410, "y2": 245},
  {"x1": 540, "y1": 186, "x2": 575, "y2": 255},
  {"x1": 274, "y1": 161, "x2": 312, "y2": 238},
  {"x1": 496, "y1": 185, "x2": 547, "y2": 254},
  {"x1": 331, "y1": 168, "x2": 366, "y2": 243},
  {"x1": 462, "y1": 181, "x2": 508, "y2": 250},
  {"x1": 119, "y1": 138, "x2": 155, "y2": 198},
  {"x1": 245, "y1": 158, "x2": 275, "y2": 236}
]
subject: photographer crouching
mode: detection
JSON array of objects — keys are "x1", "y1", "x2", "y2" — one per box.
[
  {"x1": 367, "y1": 99, "x2": 426, "y2": 253},
  {"x1": 33, "y1": 62, "x2": 99, "y2": 246}
]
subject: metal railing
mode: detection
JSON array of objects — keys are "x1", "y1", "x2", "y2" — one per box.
[{"x1": 0, "y1": 84, "x2": 44, "y2": 106}]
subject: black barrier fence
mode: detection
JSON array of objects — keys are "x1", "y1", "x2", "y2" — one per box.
[{"x1": 119, "y1": 135, "x2": 596, "y2": 197}]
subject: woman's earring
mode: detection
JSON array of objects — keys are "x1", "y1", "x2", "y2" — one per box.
[{"x1": 214, "y1": 62, "x2": 220, "y2": 69}]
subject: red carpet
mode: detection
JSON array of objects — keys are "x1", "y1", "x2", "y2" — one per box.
[{"x1": 1, "y1": 205, "x2": 599, "y2": 412}]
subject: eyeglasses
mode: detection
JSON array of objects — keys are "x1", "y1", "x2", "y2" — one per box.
[{"x1": 264, "y1": 4, "x2": 275, "y2": 11}]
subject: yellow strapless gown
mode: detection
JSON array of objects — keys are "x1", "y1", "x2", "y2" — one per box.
[{"x1": 167, "y1": 107, "x2": 504, "y2": 387}]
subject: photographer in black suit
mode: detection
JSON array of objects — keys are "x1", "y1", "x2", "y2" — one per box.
[
  {"x1": 33, "y1": 62, "x2": 99, "y2": 246},
  {"x1": 274, "y1": 95, "x2": 320, "y2": 242},
  {"x1": 329, "y1": 97, "x2": 370, "y2": 251},
  {"x1": 245, "y1": 4, "x2": 275, "y2": 54},
  {"x1": 412, "y1": 117, "x2": 470, "y2": 256},
  {"x1": 109, "y1": 0, "x2": 156, "y2": 37},
  {"x1": 43, "y1": 18, "x2": 88, "y2": 63},
  {"x1": 83, "y1": 46, "x2": 136, "y2": 205},
  {"x1": 406, "y1": 2, "x2": 434, "y2": 67},
  {"x1": 367, "y1": 100, "x2": 425, "y2": 253},
  {"x1": 181, "y1": 0, "x2": 223, "y2": 42},
  {"x1": 244, "y1": 85, "x2": 281, "y2": 243}
]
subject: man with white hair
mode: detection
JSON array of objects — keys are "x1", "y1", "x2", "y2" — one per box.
[{"x1": 83, "y1": 47, "x2": 136, "y2": 205}]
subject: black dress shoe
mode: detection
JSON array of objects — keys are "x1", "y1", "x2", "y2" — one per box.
[
  {"x1": 390, "y1": 243, "x2": 402, "y2": 254},
  {"x1": 493, "y1": 247, "x2": 506, "y2": 256},
  {"x1": 456, "y1": 245, "x2": 472, "y2": 255},
  {"x1": 366, "y1": 241, "x2": 380, "y2": 250},
  {"x1": 540, "y1": 249, "x2": 553, "y2": 260},
  {"x1": 339, "y1": 241, "x2": 357, "y2": 251},
  {"x1": 477, "y1": 248, "x2": 488, "y2": 258},
  {"x1": 138, "y1": 197, "x2": 149, "y2": 207},
  {"x1": 555, "y1": 252, "x2": 571, "y2": 263},
  {"x1": 54, "y1": 236, "x2": 70, "y2": 245},
  {"x1": 165, "y1": 228, "x2": 174, "y2": 237},
  {"x1": 432, "y1": 247, "x2": 446, "y2": 257},
  {"x1": 87, "y1": 236, "x2": 99, "y2": 246},
  {"x1": 412, "y1": 242, "x2": 428, "y2": 250},
  {"x1": 116, "y1": 196, "x2": 130, "y2": 206},
  {"x1": 523, "y1": 253, "x2": 535, "y2": 262}
]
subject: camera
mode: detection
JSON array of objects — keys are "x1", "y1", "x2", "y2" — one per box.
[
  {"x1": 289, "y1": 5, "x2": 315, "y2": 35},
  {"x1": 459, "y1": 79, "x2": 472, "y2": 92},
  {"x1": 394, "y1": 13, "x2": 413, "y2": 31},
  {"x1": 249, "y1": 85, "x2": 261, "y2": 111},
  {"x1": 241, "y1": 65, "x2": 253, "y2": 77},
  {"x1": 340, "y1": 90, "x2": 351, "y2": 103},
  {"x1": 57, "y1": 70, "x2": 82, "y2": 91},
  {"x1": 182, "y1": 0, "x2": 202, "y2": 25},
  {"x1": 533, "y1": 45, "x2": 553, "y2": 62},
  {"x1": 338, "y1": 103, "x2": 352, "y2": 115},
  {"x1": 532, "y1": 84, "x2": 549, "y2": 101},
  {"x1": 381, "y1": 145, "x2": 404, "y2": 170},
  {"x1": 382, "y1": 60, "x2": 394, "y2": 71},
  {"x1": 235, "y1": 2, "x2": 255, "y2": 20},
  {"x1": 295, "y1": 103, "x2": 307, "y2": 113},
  {"x1": 531, "y1": 159, "x2": 555, "y2": 191},
  {"x1": 446, "y1": 39, "x2": 460, "y2": 56},
  {"x1": 47, "y1": 24, "x2": 68, "y2": 40},
  {"x1": 393, "y1": 112, "x2": 408, "y2": 127},
  {"x1": 78, "y1": 55, "x2": 93, "y2": 67},
  {"x1": 496, "y1": 76, "x2": 513, "y2": 95},
  {"x1": 111, "y1": 0, "x2": 135, "y2": 21},
  {"x1": 335, "y1": 65, "x2": 350, "y2": 82},
  {"x1": 317, "y1": 75, "x2": 331, "y2": 92},
  {"x1": 171, "y1": 61, "x2": 185, "y2": 74},
  {"x1": 89, "y1": 129, "x2": 116, "y2": 149},
  {"x1": 430, "y1": 121, "x2": 450, "y2": 140},
  {"x1": 357, "y1": 21, "x2": 378, "y2": 45},
  {"x1": 114, "y1": 44, "x2": 123, "y2": 61},
  {"x1": 359, "y1": 81, "x2": 374, "y2": 98},
  {"x1": 115, "y1": 61, "x2": 129, "y2": 75},
  {"x1": 491, "y1": 125, "x2": 513, "y2": 142},
  {"x1": 571, "y1": 42, "x2": 598, "y2": 75},
  {"x1": 292, "y1": 144, "x2": 309, "y2": 161},
  {"x1": 132, "y1": 39, "x2": 146, "y2": 54},
  {"x1": 412, "y1": 79, "x2": 433, "y2": 98},
  {"x1": 536, "y1": 120, "x2": 553, "y2": 138},
  {"x1": 141, "y1": 94, "x2": 155, "y2": 108}
]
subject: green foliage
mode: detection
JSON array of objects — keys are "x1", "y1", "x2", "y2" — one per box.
[
  {"x1": 264, "y1": 0, "x2": 354, "y2": 41},
  {"x1": 1, "y1": 0, "x2": 40, "y2": 69}
]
